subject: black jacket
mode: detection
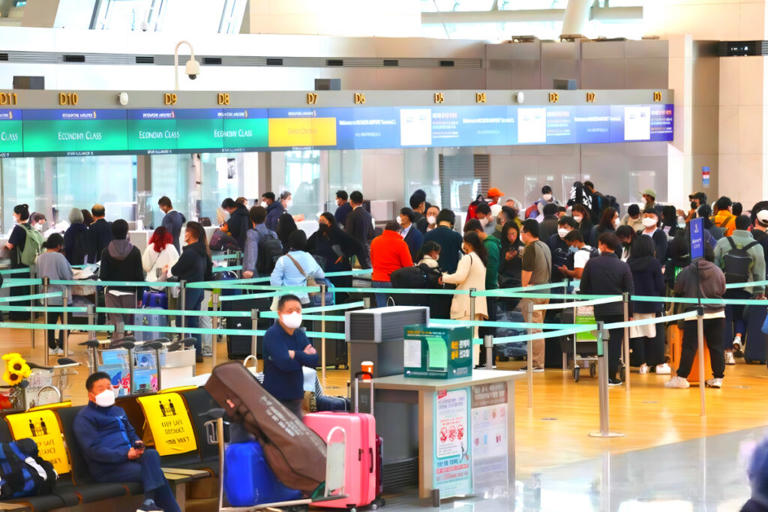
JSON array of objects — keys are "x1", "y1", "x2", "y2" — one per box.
[
  {"x1": 629, "y1": 256, "x2": 665, "y2": 314},
  {"x1": 547, "y1": 233, "x2": 570, "y2": 283},
  {"x1": 307, "y1": 225, "x2": 363, "y2": 272},
  {"x1": 580, "y1": 252, "x2": 634, "y2": 317},
  {"x1": 227, "y1": 204, "x2": 250, "y2": 250},
  {"x1": 539, "y1": 215, "x2": 559, "y2": 243},
  {"x1": 88, "y1": 218, "x2": 113, "y2": 263},
  {"x1": 423, "y1": 226, "x2": 463, "y2": 274},
  {"x1": 99, "y1": 239, "x2": 143, "y2": 292},
  {"x1": 171, "y1": 240, "x2": 213, "y2": 283},
  {"x1": 64, "y1": 223, "x2": 89, "y2": 265},
  {"x1": 638, "y1": 229, "x2": 669, "y2": 266},
  {"x1": 345, "y1": 206, "x2": 374, "y2": 246}
]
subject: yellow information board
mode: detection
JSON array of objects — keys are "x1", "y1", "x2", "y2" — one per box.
[
  {"x1": 268, "y1": 117, "x2": 337, "y2": 147},
  {"x1": 137, "y1": 393, "x2": 197, "y2": 456},
  {"x1": 6, "y1": 410, "x2": 70, "y2": 474}
]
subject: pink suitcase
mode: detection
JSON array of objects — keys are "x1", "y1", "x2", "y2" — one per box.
[{"x1": 304, "y1": 374, "x2": 384, "y2": 510}]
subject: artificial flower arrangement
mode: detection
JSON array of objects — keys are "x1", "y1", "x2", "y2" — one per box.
[{"x1": 0, "y1": 353, "x2": 31, "y2": 410}]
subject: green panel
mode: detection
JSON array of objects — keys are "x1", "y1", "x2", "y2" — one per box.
[
  {"x1": 222, "y1": 117, "x2": 269, "y2": 149},
  {"x1": 21, "y1": 110, "x2": 128, "y2": 155},
  {"x1": 0, "y1": 110, "x2": 22, "y2": 156}
]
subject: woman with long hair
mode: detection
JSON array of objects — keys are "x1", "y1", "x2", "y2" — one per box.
[
  {"x1": 142, "y1": 226, "x2": 179, "y2": 291},
  {"x1": 589, "y1": 207, "x2": 619, "y2": 247},
  {"x1": 442, "y1": 231, "x2": 489, "y2": 366}
]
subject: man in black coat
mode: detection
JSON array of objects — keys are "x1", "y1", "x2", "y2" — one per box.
[
  {"x1": 87, "y1": 204, "x2": 113, "y2": 263},
  {"x1": 344, "y1": 191, "x2": 374, "y2": 268},
  {"x1": 580, "y1": 232, "x2": 634, "y2": 386},
  {"x1": 221, "y1": 197, "x2": 250, "y2": 250}
]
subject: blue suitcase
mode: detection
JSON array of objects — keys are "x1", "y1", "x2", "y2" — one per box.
[
  {"x1": 745, "y1": 306, "x2": 768, "y2": 364},
  {"x1": 224, "y1": 440, "x2": 303, "y2": 506}
]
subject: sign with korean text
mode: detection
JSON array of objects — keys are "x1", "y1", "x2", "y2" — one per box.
[
  {"x1": 471, "y1": 383, "x2": 509, "y2": 497},
  {"x1": 433, "y1": 387, "x2": 471, "y2": 498},
  {"x1": 6, "y1": 410, "x2": 70, "y2": 474},
  {"x1": 137, "y1": 393, "x2": 197, "y2": 456}
]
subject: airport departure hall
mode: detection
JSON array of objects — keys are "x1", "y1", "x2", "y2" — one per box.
[{"x1": 2, "y1": 1, "x2": 768, "y2": 511}]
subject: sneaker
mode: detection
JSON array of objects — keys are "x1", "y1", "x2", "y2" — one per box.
[
  {"x1": 638, "y1": 364, "x2": 649, "y2": 375},
  {"x1": 48, "y1": 348, "x2": 58, "y2": 356},
  {"x1": 733, "y1": 335, "x2": 743, "y2": 352},
  {"x1": 56, "y1": 348, "x2": 64, "y2": 355},
  {"x1": 655, "y1": 363, "x2": 672, "y2": 375},
  {"x1": 725, "y1": 352, "x2": 736, "y2": 365},
  {"x1": 665, "y1": 376, "x2": 690, "y2": 389},
  {"x1": 608, "y1": 378, "x2": 623, "y2": 387},
  {"x1": 706, "y1": 378, "x2": 723, "y2": 389},
  {"x1": 532, "y1": 367, "x2": 545, "y2": 373}
]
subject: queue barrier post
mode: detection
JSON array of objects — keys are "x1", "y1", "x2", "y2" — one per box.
[
  {"x1": 589, "y1": 322, "x2": 624, "y2": 438},
  {"x1": 250, "y1": 309, "x2": 259, "y2": 360},
  {"x1": 469, "y1": 288, "x2": 477, "y2": 367},
  {"x1": 697, "y1": 306, "x2": 706, "y2": 417},
  {"x1": 526, "y1": 300, "x2": 534, "y2": 409},
  {"x1": 42, "y1": 277, "x2": 49, "y2": 366},
  {"x1": 62, "y1": 287, "x2": 69, "y2": 359},
  {"x1": 211, "y1": 292, "x2": 220, "y2": 369},
  {"x1": 623, "y1": 292, "x2": 630, "y2": 391},
  {"x1": 483, "y1": 335, "x2": 493, "y2": 370},
  {"x1": 321, "y1": 283, "x2": 327, "y2": 385},
  {"x1": 86, "y1": 304, "x2": 98, "y2": 372},
  {"x1": 30, "y1": 268, "x2": 36, "y2": 350},
  {"x1": 179, "y1": 280, "x2": 187, "y2": 339}
]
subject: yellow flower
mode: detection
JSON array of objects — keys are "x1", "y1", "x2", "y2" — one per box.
[
  {"x1": 1, "y1": 354, "x2": 30, "y2": 381},
  {"x1": 3, "y1": 370, "x2": 22, "y2": 387}
]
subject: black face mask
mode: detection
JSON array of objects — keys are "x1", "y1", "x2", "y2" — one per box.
[
  {"x1": 690, "y1": 201, "x2": 698, "y2": 210},
  {"x1": 319, "y1": 224, "x2": 330, "y2": 234}
]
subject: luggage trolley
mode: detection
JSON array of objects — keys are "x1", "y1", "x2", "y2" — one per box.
[
  {"x1": 202, "y1": 409, "x2": 348, "y2": 512},
  {"x1": 571, "y1": 305, "x2": 598, "y2": 382}
]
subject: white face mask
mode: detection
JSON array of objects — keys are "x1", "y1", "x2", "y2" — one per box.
[
  {"x1": 94, "y1": 389, "x2": 116, "y2": 408},
  {"x1": 479, "y1": 217, "x2": 489, "y2": 227},
  {"x1": 260, "y1": 201, "x2": 267, "y2": 208},
  {"x1": 557, "y1": 228, "x2": 569, "y2": 239},
  {"x1": 396, "y1": 216, "x2": 403, "y2": 225},
  {"x1": 34, "y1": 223, "x2": 43, "y2": 232},
  {"x1": 573, "y1": 215, "x2": 583, "y2": 223},
  {"x1": 642, "y1": 217, "x2": 657, "y2": 228},
  {"x1": 281, "y1": 311, "x2": 302, "y2": 329},
  {"x1": 285, "y1": 200, "x2": 293, "y2": 209},
  {"x1": 613, "y1": 218, "x2": 620, "y2": 228},
  {"x1": 427, "y1": 216, "x2": 437, "y2": 225},
  {"x1": 542, "y1": 193, "x2": 553, "y2": 202}
]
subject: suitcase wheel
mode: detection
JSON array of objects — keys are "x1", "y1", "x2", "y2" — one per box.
[
  {"x1": 573, "y1": 367, "x2": 580, "y2": 382},
  {"x1": 373, "y1": 498, "x2": 386, "y2": 508},
  {"x1": 589, "y1": 363, "x2": 596, "y2": 378},
  {"x1": 619, "y1": 366, "x2": 626, "y2": 382}
]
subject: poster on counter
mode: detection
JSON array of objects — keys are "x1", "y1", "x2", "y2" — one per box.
[
  {"x1": 433, "y1": 387, "x2": 472, "y2": 497},
  {"x1": 471, "y1": 382, "x2": 510, "y2": 497}
]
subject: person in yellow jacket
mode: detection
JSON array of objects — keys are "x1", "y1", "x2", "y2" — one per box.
[{"x1": 711, "y1": 196, "x2": 737, "y2": 237}]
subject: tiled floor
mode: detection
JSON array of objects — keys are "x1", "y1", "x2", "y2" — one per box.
[{"x1": 383, "y1": 426, "x2": 765, "y2": 511}]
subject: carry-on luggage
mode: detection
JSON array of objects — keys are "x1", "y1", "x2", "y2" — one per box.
[
  {"x1": 224, "y1": 440, "x2": 303, "y2": 506},
  {"x1": 222, "y1": 297, "x2": 271, "y2": 359},
  {"x1": 310, "y1": 319, "x2": 348, "y2": 369},
  {"x1": 205, "y1": 361, "x2": 327, "y2": 494},
  {"x1": 303, "y1": 372, "x2": 384, "y2": 510},
  {"x1": 669, "y1": 324, "x2": 712, "y2": 384},
  {"x1": 744, "y1": 306, "x2": 768, "y2": 364},
  {"x1": 135, "y1": 291, "x2": 168, "y2": 342}
]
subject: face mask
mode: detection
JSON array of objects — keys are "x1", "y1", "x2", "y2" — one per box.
[
  {"x1": 260, "y1": 201, "x2": 267, "y2": 208},
  {"x1": 568, "y1": 245, "x2": 578, "y2": 254},
  {"x1": 427, "y1": 216, "x2": 437, "y2": 225},
  {"x1": 542, "y1": 193, "x2": 553, "y2": 201},
  {"x1": 690, "y1": 202, "x2": 698, "y2": 210},
  {"x1": 613, "y1": 218, "x2": 620, "y2": 228},
  {"x1": 479, "y1": 217, "x2": 489, "y2": 227},
  {"x1": 34, "y1": 224, "x2": 43, "y2": 232},
  {"x1": 558, "y1": 228, "x2": 569, "y2": 239},
  {"x1": 281, "y1": 311, "x2": 302, "y2": 329},
  {"x1": 573, "y1": 215, "x2": 583, "y2": 223},
  {"x1": 396, "y1": 216, "x2": 403, "y2": 225},
  {"x1": 94, "y1": 389, "x2": 116, "y2": 408},
  {"x1": 319, "y1": 223, "x2": 330, "y2": 233},
  {"x1": 642, "y1": 217, "x2": 657, "y2": 228},
  {"x1": 286, "y1": 200, "x2": 293, "y2": 209}
]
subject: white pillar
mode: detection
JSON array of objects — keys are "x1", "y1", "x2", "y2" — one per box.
[{"x1": 561, "y1": 0, "x2": 592, "y2": 36}]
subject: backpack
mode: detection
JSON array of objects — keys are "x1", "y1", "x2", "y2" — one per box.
[
  {"x1": 256, "y1": 232, "x2": 283, "y2": 276},
  {"x1": 209, "y1": 229, "x2": 240, "y2": 252},
  {"x1": 0, "y1": 439, "x2": 57, "y2": 498},
  {"x1": 465, "y1": 195, "x2": 486, "y2": 224},
  {"x1": 18, "y1": 224, "x2": 43, "y2": 267},
  {"x1": 390, "y1": 265, "x2": 429, "y2": 288},
  {"x1": 722, "y1": 236, "x2": 760, "y2": 284}
]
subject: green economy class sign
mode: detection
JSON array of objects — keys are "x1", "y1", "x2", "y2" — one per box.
[
  {"x1": 21, "y1": 109, "x2": 128, "y2": 155},
  {"x1": 0, "y1": 110, "x2": 24, "y2": 156}
]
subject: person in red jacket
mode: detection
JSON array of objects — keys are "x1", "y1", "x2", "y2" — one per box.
[{"x1": 371, "y1": 221, "x2": 414, "y2": 307}]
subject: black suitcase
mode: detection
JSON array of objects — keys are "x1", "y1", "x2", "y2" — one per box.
[
  {"x1": 222, "y1": 297, "x2": 271, "y2": 359},
  {"x1": 310, "y1": 319, "x2": 348, "y2": 369},
  {"x1": 745, "y1": 306, "x2": 767, "y2": 364}
]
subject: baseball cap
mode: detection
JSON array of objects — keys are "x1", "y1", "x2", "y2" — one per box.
[
  {"x1": 487, "y1": 187, "x2": 503, "y2": 198},
  {"x1": 757, "y1": 210, "x2": 768, "y2": 227},
  {"x1": 641, "y1": 189, "x2": 656, "y2": 199}
]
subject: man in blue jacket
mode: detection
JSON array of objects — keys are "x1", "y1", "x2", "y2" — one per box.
[
  {"x1": 73, "y1": 372, "x2": 180, "y2": 512},
  {"x1": 263, "y1": 294, "x2": 318, "y2": 418},
  {"x1": 158, "y1": 196, "x2": 185, "y2": 252}
]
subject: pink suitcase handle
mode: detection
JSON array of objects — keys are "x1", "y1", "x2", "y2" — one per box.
[{"x1": 353, "y1": 372, "x2": 374, "y2": 415}]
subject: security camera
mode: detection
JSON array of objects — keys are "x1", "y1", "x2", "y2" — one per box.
[{"x1": 185, "y1": 58, "x2": 200, "y2": 80}]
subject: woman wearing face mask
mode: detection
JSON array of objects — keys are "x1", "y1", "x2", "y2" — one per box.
[
  {"x1": 36, "y1": 233, "x2": 73, "y2": 355},
  {"x1": 627, "y1": 235, "x2": 668, "y2": 376},
  {"x1": 307, "y1": 212, "x2": 363, "y2": 297},
  {"x1": 615, "y1": 225, "x2": 636, "y2": 262},
  {"x1": 660, "y1": 205, "x2": 682, "y2": 239},
  {"x1": 167, "y1": 222, "x2": 213, "y2": 362},
  {"x1": 571, "y1": 203, "x2": 593, "y2": 242},
  {"x1": 271, "y1": 230, "x2": 325, "y2": 306},
  {"x1": 639, "y1": 209, "x2": 668, "y2": 266},
  {"x1": 424, "y1": 205, "x2": 440, "y2": 233},
  {"x1": 442, "y1": 232, "x2": 489, "y2": 366},
  {"x1": 589, "y1": 207, "x2": 619, "y2": 248},
  {"x1": 262, "y1": 294, "x2": 318, "y2": 418},
  {"x1": 5, "y1": 204, "x2": 35, "y2": 320},
  {"x1": 499, "y1": 221, "x2": 523, "y2": 312}
]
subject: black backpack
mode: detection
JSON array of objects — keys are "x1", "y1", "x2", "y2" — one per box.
[
  {"x1": 256, "y1": 232, "x2": 283, "y2": 276},
  {"x1": 723, "y1": 236, "x2": 760, "y2": 283}
]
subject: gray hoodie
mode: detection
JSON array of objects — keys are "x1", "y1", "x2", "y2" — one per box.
[{"x1": 673, "y1": 259, "x2": 726, "y2": 314}]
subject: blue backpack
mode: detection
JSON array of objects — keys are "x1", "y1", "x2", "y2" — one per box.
[{"x1": 0, "y1": 439, "x2": 57, "y2": 498}]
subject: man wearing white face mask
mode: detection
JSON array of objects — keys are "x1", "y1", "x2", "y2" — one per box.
[
  {"x1": 263, "y1": 294, "x2": 318, "y2": 417},
  {"x1": 640, "y1": 209, "x2": 668, "y2": 266},
  {"x1": 73, "y1": 372, "x2": 181, "y2": 512},
  {"x1": 474, "y1": 203, "x2": 496, "y2": 235}
]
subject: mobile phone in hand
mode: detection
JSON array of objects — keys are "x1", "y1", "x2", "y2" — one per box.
[{"x1": 133, "y1": 440, "x2": 144, "y2": 450}]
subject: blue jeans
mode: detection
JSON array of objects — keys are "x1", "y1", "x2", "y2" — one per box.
[
  {"x1": 93, "y1": 448, "x2": 180, "y2": 512},
  {"x1": 184, "y1": 288, "x2": 205, "y2": 357},
  {"x1": 372, "y1": 281, "x2": 392, "y2": 308}
]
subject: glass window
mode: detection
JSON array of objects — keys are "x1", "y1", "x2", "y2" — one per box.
[
  {"x1": 327, "y1": 150, "x2": 363, "y2": 210},
  {"x1": 149, "y1": 154, "x2": 189, "y2": 229},
  {"x1": 0, "y1": 158, "x2": 38, "y2": 234},
  {"x1": 280, "y1": 150, "x2": 322, "y2": 218}
]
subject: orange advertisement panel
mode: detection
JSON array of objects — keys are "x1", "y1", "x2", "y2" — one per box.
[{"x1": 268, "y1": 117, "x2": 337, "y2": 147}]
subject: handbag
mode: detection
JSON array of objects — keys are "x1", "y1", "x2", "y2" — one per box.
[{"x1": 285, "y1": 253, "x2": 320, "y2": 302}]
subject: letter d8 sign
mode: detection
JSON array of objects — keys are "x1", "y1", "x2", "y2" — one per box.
[{"x1": 137, "y1": 393, "x2": 197, "y2": 456}]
